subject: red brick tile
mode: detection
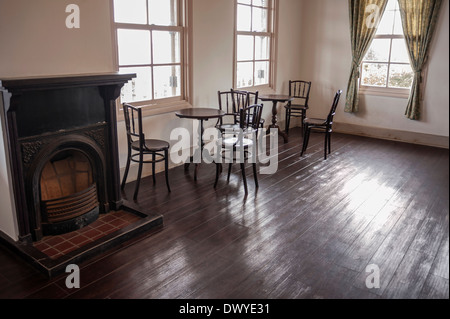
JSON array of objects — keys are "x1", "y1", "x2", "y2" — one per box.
[
  {"x1": 53, "y1": 240, "x2": 74, "y2": 253},
  {"x1": 42, "y1": 247, "x2": 59, "y2": 259},
  {"x1": 97, "y1": 223, "x2": 116, "y2": 234},
  {"x1": 83, "y1": 228, "x2": 103, "y2": 239},
  {"x1": 68, "y1": 234, "x2": 91, "y2": 246}
]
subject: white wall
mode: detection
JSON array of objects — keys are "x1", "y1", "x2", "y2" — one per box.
[
  {"x1": 0, "y1": 0, "x2": 304, "y2": 240},
  {"x1": 0, "y1": 0, "x2": 115, "y2": 77},
  {"x1": 299, "y1": 0, "x2": 450, "y2": 144}
]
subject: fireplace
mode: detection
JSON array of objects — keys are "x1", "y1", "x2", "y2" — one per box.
[{"x1": 0, "y1": 74, "x2": 163, "y2": 276}]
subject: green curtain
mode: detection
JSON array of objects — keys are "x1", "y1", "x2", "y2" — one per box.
[
  {"x1": 345, "y1": 0, "x2": 388, "y2": 113},
  {"x1": 398, "y1": 0, "x2": 443, "y2": 120}
]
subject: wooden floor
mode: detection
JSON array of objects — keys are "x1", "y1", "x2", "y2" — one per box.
[{"x1": 0, "y1": 128, "x2": 448, "y2": 300}]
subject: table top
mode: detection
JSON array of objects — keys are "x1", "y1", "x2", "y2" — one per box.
[
  {"x1": 259, "y1": 94, "x2": 293, "y2": 103},
  {"x1": 176, "y1": 108, "x2": 226, "y2": 120}
]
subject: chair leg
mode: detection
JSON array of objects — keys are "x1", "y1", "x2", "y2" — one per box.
[
  {"x1": 164, "y1": 149, "x2": 171, "y2": 193},
  {"x1": 324, "y1": 133, "x2": 328, "y2": 160},
  {"x1": 227, "y1": 163, "x2": 233, "y2": 183},
  {"x1": 241, "y1": 163, "x2": 248, "y2": 194},
  {"x1": 285, "y1": 109, "x2": 290, "y2": 135},
  {"x1": 134, "y1": 153, "x2": 144, "y2": 200},
  {"x1": 328, "y1": 132, "x2": 332, "y2": 155},
  {"x1": 121, "y1": 147, "x2": 132, "y2": 190},
  {"x1": 301, "y1": 126, "x2": 310, "y2": 157},
  {"x1": 253, "y1": 163, "x2": 259, "y2": 189},
  {"x1": 214, "y1": 163, "x2": 222, "y2": 189},
  {"x1": 302, "y1": 111, "x2": 306, "y2": 137}
]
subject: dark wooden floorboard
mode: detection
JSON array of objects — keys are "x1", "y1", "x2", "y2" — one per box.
[{"x1": 0, "y1": 128, "x2": 448, "y2": 299}]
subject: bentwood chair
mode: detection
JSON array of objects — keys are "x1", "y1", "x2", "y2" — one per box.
[
  {"x1": 284, "y1": 80, "x2": 312, "y2": 136},
  {"x1": 121, "y1": 104, "x2": 171, "y2": 200},
  {"x1": 214, "y1": 103, "x2": 264, "y2": 194},
  {"x1": 216, "y1": 90, "x2": 249, "y2": 132},
  {"x1": 300, "y1": 90, "x2": 343, "y2": 160}
]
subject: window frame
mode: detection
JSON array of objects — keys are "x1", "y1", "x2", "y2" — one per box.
[
  {"x1": 234, "y1": 0, "x2": 277, "y2": 91},
  {"x1": 359, "y1": 0, "x2": 413, "y2": 99},
  {"x1": 111, "y1": 0, "x2": 192, "y2": 119}
]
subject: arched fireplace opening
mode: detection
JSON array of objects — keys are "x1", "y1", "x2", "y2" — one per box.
[{"x1": 39, "y1": 150, "x2": 99, "y2": 237}]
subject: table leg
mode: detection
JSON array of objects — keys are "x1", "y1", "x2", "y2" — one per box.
[
  {"x1": 266, "y1": 101, "x2": 289, "y2": 143},
  {"x1": 190, "y1": 119, "x2": 205, "y2": 181}
]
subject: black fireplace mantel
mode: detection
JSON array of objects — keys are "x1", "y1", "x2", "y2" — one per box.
[
  {"x1": 1, "y1": 73, "x2": 137, "y2": 94},
  {"x1": 0, "y1": 73, "x2": 164, "y2": 276}
]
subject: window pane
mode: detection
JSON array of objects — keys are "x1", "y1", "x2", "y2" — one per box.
[
  {"x1": 114, "y1": 0, "x2": 147, "y2": 24},
  {"x1": 237, "y1": 4, "x2": 252, "y2": 32},
  {"x1": 391, "y1": 39, "x2": 410, "y2": 63},
  {"x1": 237, "y1": 62, "x2": 254, "y2": 88},
  {"x1": 252, "y1": 7, "x2": 268, "y2": 32},
  {"x1": 389, "y1": 64, "x2": 414, "y2": 88},
  {"x1": 153, "y1": 66, "x2": 181, "y2": 99},
  {"x1": 393, "y1": 11, "x2": 404, "y2": 35},
  {"x1": 361, "y1": 63, "x2": 388, "y2": 87},
  {"x1": 117, "y1": 29, "x2": 151, "y2": 65},
  {"x1": 238, "y1": 0, "x2": 251, "y2": 4},
  {"x1": 148, "y1": 0, "x2": 177, "y2": 26},
  {"x1": 255, "y1": 36, "x2": 270, "y2": 60},
  {"x1": 364, "y1": 39, "x2": 390, "y2": 62},
  {"x1": 253, "y1": 0, "x2": 268, "y2": 8},
  {"x1": 254, "y1": 61, "x2": 269, "y2": 86},
  {"x1": 237, "y1": 35, "x2": 254, "y2": 61},
  {"x1": 119, "y1": 67, "x2": 152, "y2": 102},
  {"x1": 152, "y1": 31, "x2": 180, "y2": 64},
  {"x1": 376, "y1": 10, "x2": 394, "y2": 35}
]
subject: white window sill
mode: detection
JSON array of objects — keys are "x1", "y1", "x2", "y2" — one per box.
[
  {"x1": 359, "y1": 86, "x2": 411, "y2": 99},
  {"x1": 117, "y1": 99, "x2": 192, "y2": 121}
]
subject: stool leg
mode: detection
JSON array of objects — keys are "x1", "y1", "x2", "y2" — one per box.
[
  {"x1": 164, "y1": 149, "x2": 171, "y2": 192},
  {"x1": 152, "y1": 153, "x2": 156, "y2": 185}
]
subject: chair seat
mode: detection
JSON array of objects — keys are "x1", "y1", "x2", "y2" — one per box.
[
  {"x1": 217, "y1": 123, "x2": 241, "y2": 132},
  {"x1": 304, "y1": 118, "x2": 327, "y2": 126},
  {"x1": 222, "y1": 137, "x2": 254, "y2": 149},
  {"x1": 132, "y1": 139, "x2": 170, "y2": 152},
  {"x1": 285, "y1": 103, "x2": 308, "y2": 110}
]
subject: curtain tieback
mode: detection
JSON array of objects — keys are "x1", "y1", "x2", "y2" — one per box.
[
  {"x1": 415, "y1": 69, "x2": 423, "y2": 83},
  {"x1": 352, "y1": 59, "x2": 361, "y2": 78}
]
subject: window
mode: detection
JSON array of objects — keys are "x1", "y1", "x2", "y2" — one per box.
[
  {"x1": 113, "y1": 0, "x2": 187, "y2": 109},
  {"x1": 235, "y1": 0, "x2": 275, "y2": 89},
  {"x1": 360, "y1": 0, "x2": 414, "y2": 96}
]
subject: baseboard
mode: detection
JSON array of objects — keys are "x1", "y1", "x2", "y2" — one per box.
[{"x1": 334, "y1": 122, "x2": 449, "y2": 149}]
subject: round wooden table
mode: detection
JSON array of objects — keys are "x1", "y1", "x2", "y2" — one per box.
[
  {"x1": 259, "y1": 94, "x2": 293, "y2": 143},
  {"x1": 176, "y1": 108, "x2": 225, "y2": 181}
]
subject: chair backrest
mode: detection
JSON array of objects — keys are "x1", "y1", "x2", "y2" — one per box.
[
  {"x1": 247, "y1": 91, "x2": 259, "y2": 106},
  {"x1": 231, "y1": 89, "x2": 252, "y2": 113},
  {"x1": 218, "y1": 91, "x2": 235, "y2": 116},
  {"x1": 326, "y1": 90, "x2": 343, "y2": 126},
  {"x1": 289, "y1": 80, "x2": 311, "y2": 107},
  {"x1": 123, "y1": 103, "x2": 144, "y2": 147},
  {"x1": 239, "y1": 104, "x2": 264, "y2": 134},
  {"x1": 218, "y1": 89, "x2": 250, "y2": 115}
]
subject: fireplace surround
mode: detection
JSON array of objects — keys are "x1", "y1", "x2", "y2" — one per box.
[{"x1": 0, "y1": 73, "x2": 163, "y2": 276}]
